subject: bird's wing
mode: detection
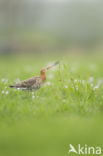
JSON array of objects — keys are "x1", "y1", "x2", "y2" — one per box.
[{"x1": 17, "y1": 77, "x2": 39, "y2": 88}]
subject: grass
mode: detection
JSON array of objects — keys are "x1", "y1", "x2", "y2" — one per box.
[{"x1": 0, "y1": 54, "x2": 103, "y2": 156}]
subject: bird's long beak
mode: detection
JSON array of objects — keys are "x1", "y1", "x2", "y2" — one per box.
[{"x1": 46, "y1": 61, "x2": 59, "y2": 70}]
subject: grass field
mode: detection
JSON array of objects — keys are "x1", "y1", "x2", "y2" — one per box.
[{"x1": 0, "y1": 53, "x2": 103, "y2": 156}]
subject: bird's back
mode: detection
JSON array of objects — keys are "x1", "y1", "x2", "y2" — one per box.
[{"x1": 10, "y1": 76, "x2": 43, "y2": 90}]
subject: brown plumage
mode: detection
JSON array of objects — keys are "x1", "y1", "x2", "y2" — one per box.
[{"x1": 9, "y1": 62, "x2": 59, "y2": 90}]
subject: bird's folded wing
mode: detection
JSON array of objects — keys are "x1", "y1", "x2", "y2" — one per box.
[{"x1": 19, "y1": 77, "x2": 37, "y2": 88}]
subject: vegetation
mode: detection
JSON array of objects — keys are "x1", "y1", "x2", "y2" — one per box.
[{"x1": 0, "y1": 54, "x2": 103, "y2": 156}]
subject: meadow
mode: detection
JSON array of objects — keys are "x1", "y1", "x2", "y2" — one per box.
[{"x1": 0, "y1": 53, "x2": 103, "y2": 156}]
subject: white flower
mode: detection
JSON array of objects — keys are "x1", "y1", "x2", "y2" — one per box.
[
  {"x1": 5, "y1": 91, "x2": 8, "y2": 94},
  {"x1": 93, "y1": 86, "x2": 99, "y2": 90},
  {"x1": 64, "y1": 85, "x2": 68, "y2": 89},
  {"x1": 1, "y1": 78, "x2": 8, "y2": 84},
  {"x1": 75, "y1": 86, "x2": 78, "y2": 91},
  {"x1": 89, "y1": 77, "x2": 94, "y2": 83},
  {"x1": 1, "y1": 90, "x2": 9, "y2": 95},
  {"x1": 1, "y1": 78, "x2": 5, "y2": 82},
  {"x1": 1, "y1": 91, "x2": 5, "y2": 94},
  {"x1": 32, "y1": 95, "x2": 35, "y2": 99},
  {"x1": 74, "y1": 79, "x2": 77, "y2": 83},
  {"x1": 1, "y1": 79, "x2": 4, "y2": 82},
  {"x1": 46, "y1": 82, "x2": 51, "y2": 86}
]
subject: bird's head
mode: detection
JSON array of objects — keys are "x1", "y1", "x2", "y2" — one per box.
[
  {"x1": 40, "y1": 68, "x2": 47, "y2": 75},
  {"x1": 40, "y1": 61, "x2": 59, "y2": 81}
]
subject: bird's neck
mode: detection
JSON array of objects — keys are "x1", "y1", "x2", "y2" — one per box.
[{"x1": 40, "y1": 73, "x2": 46, "y2": 82}]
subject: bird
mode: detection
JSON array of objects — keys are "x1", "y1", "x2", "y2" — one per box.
[{"x1": 9, "y1": 61, "x2": 59, "y2": 90}]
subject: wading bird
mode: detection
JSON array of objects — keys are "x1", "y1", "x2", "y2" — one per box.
[{"x1": 9, "y1": 62, "x2": 59, "y2": 90}]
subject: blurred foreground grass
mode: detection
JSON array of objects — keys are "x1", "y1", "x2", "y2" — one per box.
[
  {"x1": 0, "y1": 117, "x2": 103, "y2": 156},
  {"x1": 0, "y1": 53, "x2": 103, "y2": 156}
]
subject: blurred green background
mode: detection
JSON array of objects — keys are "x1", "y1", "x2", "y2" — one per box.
[
  {"x1": 0, "y1": 0, "x2": 103, "y2": 55},
  {"x1": 0, "y1": 0, "x2": 103, "y2": 156}
]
